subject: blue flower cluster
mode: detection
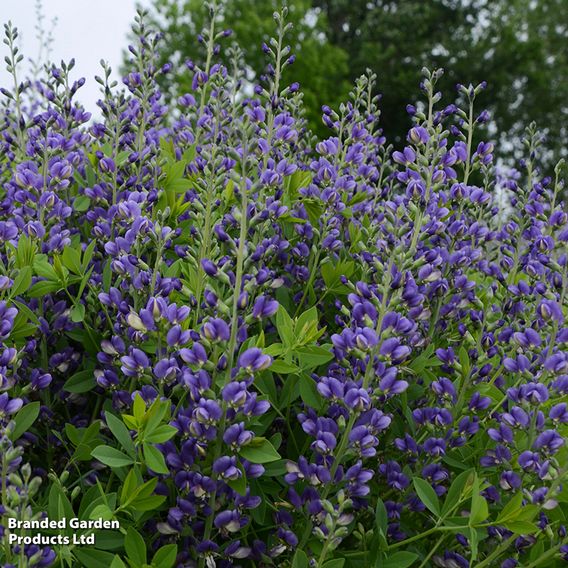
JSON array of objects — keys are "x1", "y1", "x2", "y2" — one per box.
[{"x1": 0, "y1": 5, "x2": 567, "y2": 568}]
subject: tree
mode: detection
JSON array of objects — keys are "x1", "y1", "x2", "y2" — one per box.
[
  {"x1": 145, "y1": 0, "x2": 351, "y2": 135},
  {"x1": 314, "y1": 0, "x2": 567, "y2": 162},
  {"x1": 143, "y1": 0, "x2": 568, "y2": 164}
]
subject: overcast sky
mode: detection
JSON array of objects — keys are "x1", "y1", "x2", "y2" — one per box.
[{"x1": 0, "y1": 0, "x2": 149, "y2": 112}]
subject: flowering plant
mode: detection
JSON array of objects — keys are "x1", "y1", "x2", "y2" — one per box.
[{"x1": 0, "y1": 4, "x2": 567, "y2": 568}]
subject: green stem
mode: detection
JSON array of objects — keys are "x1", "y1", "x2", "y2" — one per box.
[
  {"x1": 199, "y1": 0, "x2": 217, "y2": 116},
  {"x1": 524, "y1": 542, "x2": 565, "y2": 568},
  {"x1": 418, "y1": 532, "x2": 446, "y2": 568},
  {"x1": 294, "y1": 246, "x2": 321, "y2": 317},
  {"x1": 198, "y1": 139, "x2": 249, "y2": 568},
  {"x1": 463, "y1": 102, "x2": 474, "y2": 185},
  {"x1": 473, "y1": 535, "x2": 517, "y2": 568},
  {"x1": 1, "y1": 452, "x2": 12, "y2": 563},
  {"x1": 193, "y1": 132, "x2": 219, "y2": 326},
  {"x1": 150, "y1": 240, "x2": 164, "y2": 297},
  {"x1": 317, "y1": 519, "x2": 335, "y2": 567},
  {"x1": 387, "y1": 525, "x2": 463, "y2": 550},
  {"x1": 299, "y1": 266, "x2": 393, "y2": 549}
]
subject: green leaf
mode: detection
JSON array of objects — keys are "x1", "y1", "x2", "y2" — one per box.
[
  {"x1": 125, "y1": 527, "x2": 146, "y2": 566},
  {"x1": 283, "y1": 170, "x2": 312, "y2": 207},
  {"x1": 33, "y1": 256, "x2": 59, "y2": 280},
  {"x1": 295, "y1": 345, "x2": 334, "y2": 369},
  {"x1": 144, "y1": 397, "x2": 170, "y2": 434},
  {"x1": 82, "y1": 239, "x2": 97, "y2": 271},
  {"x1": 270, "y1": 359, "x2": 301, "y2": 374},
  {"x1": 67, "y1": 420, "x2": 101, "y2": 461},
  {"x1": 10, "y1": 266, "x2": 32, "y2": 296},
  {"x1": 153, "y1": 544, "x2": 178, "y2": 568},
  {"x1": 239, "y1": 438, "x2": 281, "y2": 463},
  {"x1": 70, "y1": 303, "x2": 86, "y2": 322},
  {"x1": 299, "y1": 373, "x2": 323, "y2": 410},
  {"x1": 503, "y1": 520, "x2": 538, "y2": 534},
  {"x1": 263, "y1": 343, "x2": 284, "y2": 357},
  {"x1": 74, "y1": 195, "x2": 92, "y2": 212},
  {"x1": 63, "y1": 369, "x2": 96, "y2": 393},
  {"x1": 321, "y1": 260, "x2": 354, "y2": 294},
  {"x1": 89, "y1": 504, "x2": 114, "y2": 521},
  {"x1": 62, "y1": 246, "x2": 83, "y2": 274},
  {"x1": 223, "y1": 179, "x2": 235, "y2": 205},
  {"x1": 262, "y1": 459, "x2": 288, "y2": 477},
  {"x1": 382, "y1": 551, "x2": 419, "y2": 568},
  {"x1": 322, "y1": 560, "x2": 345, "y2": 568},
  {"x1": 91, "y1": 445, "x2": 134, "y2": 468},
  {"x1": 476, "y1": 383, "x2": 505, "y2": 403},
  {"x1": 110, "y1": 556, "x2": 127, "y2": 568},
  {"x1": 292, "y1": 549, "x2": 309, "y2": 568},
  {"x1": 105, "y1": 412, "x2": 136, "y2": 458},
  {"x1": 120, "y1": 468, "x2": 142, "y2": 506},
  {"x1": 496, "y1": 492, "x2": 524, "y2": 523},
  {"x1": 469, "y1": 526, "x2": 479, "y2": 562},
  {"x1": 470, "y1": 476, "x2": 489, "y2": 525},
  {"x1": 145, "y1": 424, "x2": 178, "y2": 444},
  {"x1": 75, "y1": 549, "x2": 115, "y2": 568},
  {"x1": 28, "y1": 280, "x2": 60, "y2": 297},
  {"x1": 182, "y1": 143, "x2": 196, "y2": 163},
  {"x1": 516, "y1": 505, "x2": 539, "y2": 521},
  {"x1": 143, "y1": 442, "x2": 169, "y2": 474},
  {"x1": 12, "y1": 299, "x2": 39, "y2": 324},
  {"x1": 10, "y1": 401, "x2": 40, "y2": 441},
  {"x1": 15, "y1": 234, "x2": 35, "y2": 269},
  {"x1": 275, "y1": 305, "x2": 295, "y2": 347},
  {"x1": 441, "y1": 469, "x2": 475, "y2": 516},
  {"x1": 131, "y1": 494, "x2": 166, "y2": 512},
  {"x1": 48, "y1": 483, "x2": 74, "y2": 522},
  {"x1": 459, "y1": 346, "x2": 471, "y2": 377},
  {"x1": 133, "y1": 393, "x2": 146, "y2": 422},
  {"x1": 303, "y1": 198, "x2": 324, "y2": 225},
  {"x1": 103, "y1": 259, "x2": 112, "y2": 291},
  {"x1": 227, "y1": 472, "x2": 247, "y2": 496},
  {"x1": 413, "y1": 477, "x2": 440, "y2": 516},
  {"x1": 375, "y1": 497, "x2": 388, "y2": 536},
  {"x1": 296, "y1": 306, "x2": 319, "y2": 331},
  {"x1": 408, "y1": 344, "x2": 444, "y2": 374}
]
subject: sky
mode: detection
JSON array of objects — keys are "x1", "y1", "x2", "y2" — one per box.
[{"x1": 0, "y1": 0, "x2": 149, "y2": 112}]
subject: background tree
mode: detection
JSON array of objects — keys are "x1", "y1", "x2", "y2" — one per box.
[
  {"x1": 147, "y1": 0, "x2": 351, "y2": 133},
  {"x1": 144, "y1": 0, "x2": 567, "y2": 164}
]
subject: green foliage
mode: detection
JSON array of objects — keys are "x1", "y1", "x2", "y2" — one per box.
[{"x1": 9, "y1": 401, "x2": 40, "y2": 441}]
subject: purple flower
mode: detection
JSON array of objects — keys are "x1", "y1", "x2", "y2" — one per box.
[
  {"x1": 214, "y1": 510, "x2": 244, "y2": 533},
  {"x1": 538, "y1": 300, "x2": 564, "y2": 323},
  {"x1": 0, "y1": 393, "x2": 23, "y2": 418},
  {"x1": 379, "y1": 368, "x2": 408, "y2": 396},
  {"x1": 213, "y1": 456, "x2": 241, "y2": 481},
  {"x1": 202, "y1": 318, "x2": 230, "y2": 341},
  {"x1": 201, "y1": 259, "x2": 218, "y2": 276},
  {"x1": 533, "y1": 430, "x2": 564, "y2": 453},
  {"x1": 252, "y1": 296, "x2": 279, "y2": 319},
  {"x1": 120, "y1": 348, "x2": 150, "y2": 376},
  {"x1": 223, "y1": 422, "x2": 254, "y2": 449},
  {"x1": 345, "y1": 387, "x2": 371, "y2": 411},
  {"x1": 408, "y1": 126, "x2": 430, "y2": 144},
  {"x1": 222, "y1": 381, "x2": 248, "y2": 407},
  {"x1": 238, "y1": 348, "x2": 272, "y2": 372}
]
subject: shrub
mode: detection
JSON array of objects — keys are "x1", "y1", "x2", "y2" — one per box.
[{"x1": 0, "y1": 5, "x2": 567, "y2": 568}]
